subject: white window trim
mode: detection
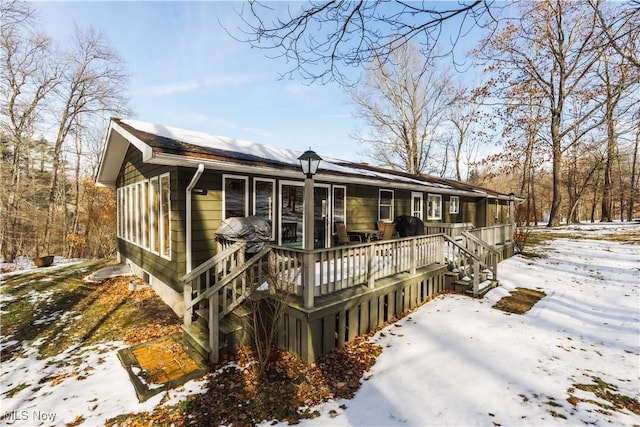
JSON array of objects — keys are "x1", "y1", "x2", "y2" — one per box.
[
  {"x1": 495, "y1": 199, "x2": 499, "y2": 220},
  {"x1": 127, "y1": 185, "x2": 134, "y2": 242},
  {"x1": 411, "y1": 192, "x2": 423, "y2": 220},
  {"x1": 278, "y1": 180, "x2": 304, "y2": 246},
  {"x1": 149, "y1": 176, "x2": 159, "y2": 255},
  {"x1": 140, "y1": 180, "x2": 149, "y2": 249},
  {"x1": 159, "y1": 172, "x2": 171, "y2": 260},
  {"x1": 378, "y1": 189, "x2": 395, "y2": 222},
  {"x1": 222, "y1": 174, "x2": 249, "y2": 220},
  {"x1": 427, "y1": 193, "x2": 442, "y2": 220},
  {"x1": 253, "y1": 177, "x2": 276, "y2": 240},
  {"x1": 315, "y1": 183, "x2": 332, "y2": 248},
  {"x1": 450, "y1": 195, "x2": 460, "y2": 215},
  {"x1": 134, "y1": 182, "x2": 140, "y2": 245},
  {"x1": 332, "y1": 185, "x2": 347, "y2": 235}
]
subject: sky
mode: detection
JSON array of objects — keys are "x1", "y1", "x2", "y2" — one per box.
[
  {"x1": 32, "y1": 1, "x2": 367, "y2": 161},
  {"x1": 1, "y1": 222, "x2": 638, "y2": 425},
  {"x1": 31, "y1": 1, "x2": 487, "y2": 164}
]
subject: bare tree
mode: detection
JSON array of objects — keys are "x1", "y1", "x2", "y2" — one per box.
[
  {"x1": 590, "y1": 0, "x2": 640, "y2": 70},
  {"x1": 596, "y1": 49, "x2": 639, "y2": 222},
  {"x1": 630, "y1": 111, "x2": 640, "y2": 220},
  {"x1": 477, "y1": 0, "x2": 607, "y2": 227},
  {"x1": 448, "y1": 84, "x2": 486, "y2": 181},
  {"x1": 42, "y1": 24, "x2": 129, "y2": 253},
  {"x1": 239, "y1": 1, "x2": 496, "y2": 85},
  {"x1": 0, "y1": 0, "x2": 59, "y2": 261},
  {"x1": 349, "y1": 43, "x2": 457, "y2": 175},
  {"x1": 246, "y1": 252, "x2": 300, "y2": 378}
]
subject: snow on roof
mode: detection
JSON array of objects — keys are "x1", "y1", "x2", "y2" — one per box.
[{"x1": 120, "y1": 119, "x2": 456, "y2": 191}]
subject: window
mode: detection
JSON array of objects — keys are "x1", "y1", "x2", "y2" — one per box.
[
  {"x1": 117, "y1": 188, "x2": 123, "y2": 238},
  {"x1": 332, "y1": 185, "x2": 346, "y2": 234},
  {"x1": 160, "y1": 173, "x2": 171, "y2": 258},
  {"x1": 427, "y1": 194, "x2": 442, "y2": 220},
  {"x1": 134, "y1": 182, "x2": 141, "y2": 245},
  {"x1": 450, "y1": 196, "x2": 460, "y2": 215},
  {"x1": 223, "y1": 175, "x2": 248, "y2": 219},
  {"x1": 254, "y1": 178, "x2": 275, "y2": 239},
  {"x1": 117, "y1": 173, "x2": 170, "y2": 258},
  {"x1": 280, "y1": 182, "x2": 304, "y2": 245},
  {"x1": 140, "y1": 180, "x2": 149, "y2": 249},
  {"x1": 149, "y1": 177, "x2": 159, "y2": 254},
  {"x1": 495, "y1": 199, "x2": 499, "y2": 220},
  {"x1": 411, "y1": 192, "x2": 423, "y2": 220},
  {"x1": 379, "y1": 189, "x2": 394, "y2": 222},
  {"x1": 127, "y1": 185, "x2": 134, "y2": 242}
]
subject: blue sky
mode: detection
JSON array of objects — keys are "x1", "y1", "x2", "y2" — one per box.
[
  {"x1": 33, "y1": 1, "x2": 484, "y2": 163},
  {"x1": 34, "y1": 1, "x2": 364, "y2": 161}
]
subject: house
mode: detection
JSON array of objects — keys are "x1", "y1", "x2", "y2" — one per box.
[{"x1": 96, "y1": 118, "x2": 516, "y2": 363}]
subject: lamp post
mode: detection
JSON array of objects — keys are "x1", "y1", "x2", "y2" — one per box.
[{"x1": 298, "y1": 149, "x2": 322, "y2": 309}]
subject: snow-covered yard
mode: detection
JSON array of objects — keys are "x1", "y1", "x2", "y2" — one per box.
[{"x1": 1, "y1": 223, "x2": 639, "y2": 426}]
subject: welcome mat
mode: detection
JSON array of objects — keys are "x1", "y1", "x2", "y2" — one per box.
[{"x1": 117, "y1": 332, "x2": 209, "y2": 402}]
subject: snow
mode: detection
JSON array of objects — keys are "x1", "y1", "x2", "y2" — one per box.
[
  {"x1": 1, "y1": 223, "x2": 639, "y2": 426},
  {"x1": 268, "y1": 223, "x2": 640, "y2": 426},
  {"x1": 121, "y1": 119, "x2": 458, "y2": 192}
]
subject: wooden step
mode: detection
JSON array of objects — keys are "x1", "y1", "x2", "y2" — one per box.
[
  {"x1": 453, "y1": 279, "x2": 472, "y2": 293},
  {"x1": 181, "y1": 323, "x2": 210, "y2": 361},
  {"x1": 465, "y1": 280, "x2": 499, "y2": 298}
]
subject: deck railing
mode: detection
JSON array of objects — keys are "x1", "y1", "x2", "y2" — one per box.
[
  {"x1": 424, "y1": 222, "x2": 474, "y2": 238},
  {"x1": 182, "y1": 224, "x2": 509, "y2": 362},
  {"x1": 466, "y1": 223, "x2": 514, "y2": 248},
  {"x1": 268, "y1": 234, "x2": 445, "y2": 301}
]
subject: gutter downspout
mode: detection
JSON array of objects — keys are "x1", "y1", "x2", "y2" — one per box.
[{"x1": 186, "y1": 164, "x2": 205, "y2": 274}]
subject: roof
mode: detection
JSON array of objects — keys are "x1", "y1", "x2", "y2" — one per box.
[{"x1": 96, "y1": 118, "x2": 511, "y2": 199}]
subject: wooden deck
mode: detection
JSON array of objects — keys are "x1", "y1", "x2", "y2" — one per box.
[{"x1": 181, "y1": 224, "x2": 515, "y2": 364}]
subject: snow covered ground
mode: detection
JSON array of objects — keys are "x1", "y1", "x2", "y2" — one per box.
[
  {"x1": 276, "y1": 224, "x2": 640, "y2": 426},
  {"x1": 1, "y1": 222, "x2": 639, "y2": 426}
]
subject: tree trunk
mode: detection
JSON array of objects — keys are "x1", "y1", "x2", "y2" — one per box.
[
  {"x1": 600, "y1": 100, "x2": 616, "y2": 222},
  {"x1": 548, "y1": 111, "x2": 563, "y2": 227},
  {"x1": 628, "y1": 122, "x2": 639, "y2": 221}
]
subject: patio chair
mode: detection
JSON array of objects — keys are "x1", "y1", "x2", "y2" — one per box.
[
  {"x1": 381, "y1": 222, "x2": 395, "y2": 240},
  {"x1": 336, "y1": 221, "x2": 362, "y2": 245}
]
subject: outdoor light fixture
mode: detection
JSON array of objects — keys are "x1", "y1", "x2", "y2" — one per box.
[
  {"x1": 509, "y1": 192, "x2": 515, "y2": 202},
  {"x1": 298, "y1": 149, "x2": 322, "y2": 178}
]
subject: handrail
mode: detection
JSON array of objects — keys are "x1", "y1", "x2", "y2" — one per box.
[
  {"x1": 442, "y1": 233, "x2": 483, "y2": 264},
  {"x1": 180, "y1": 240, "x2": 246, "y2": 283},
  {"x1": 185, "y1": 246, "x2": 272, "y2": 311},
  {"x1": 442, "y1": 233, "x2": 489, "y2": 296},
  {"x1": 462, "y1": 230, "x2": 499, "y2": 281},
  {"x1": 462, "y1": 231, "x2": 500, "y2": 257}
]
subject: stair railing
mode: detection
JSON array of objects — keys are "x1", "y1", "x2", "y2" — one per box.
[
  {"x1": 181, "y1": 239, "x2": 247, "y2": 327},
  {"x1": 461, "y1": 231, "x2": 500, "y2": 282},
  {"x1": 442, "y1": 234, "x2": 495, "y2": 296},
  {"x1": 181, "y1": 244, "x2": 274, "y2": 363}
]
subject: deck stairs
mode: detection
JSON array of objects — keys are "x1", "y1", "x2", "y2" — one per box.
[
  {"x1": 443, "y1": 232, "x2": 500, "y2": 298},
  {"x1": 182, "y1": 302, "x2": 252, "y2": 361},
  {"x1": 181, "y1": 229, "x2": 503, "y2": 363},
  {"x1": 180, "y1": 240, "x2": 272, "y2": 363}
]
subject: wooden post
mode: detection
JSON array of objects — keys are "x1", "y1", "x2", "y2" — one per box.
[
  {"x1": 473, "y1": 258, "x2": 479, "y2": 297},
  {"x1": 184, "y1": 281, "x2": 193, "y2": 326},
  {"x1": 410, "y1": 237, "x2": 417, "y2": 275},
  {"x1": 367, "y1": 244, "x2": 375, "y2": 289},
  {"x1": 209, "y1": 293, "x2": 219, "y2": 363},
  {"x1": 303, "y1": 177, "x2": 315, "y2": 309}
]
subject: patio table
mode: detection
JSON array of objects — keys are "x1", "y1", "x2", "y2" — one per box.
[{"x1": 349, "y1": 229, "x2": 383, "y2": 242}]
